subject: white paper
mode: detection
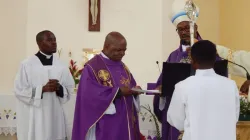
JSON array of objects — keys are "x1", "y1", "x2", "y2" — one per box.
[{"x1": 131, "y1": 88, "x2": 161, "y2": 94}]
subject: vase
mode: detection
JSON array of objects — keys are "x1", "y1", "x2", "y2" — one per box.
[{"x1": 239, "y1": 115, "x2": 250, "y2": 121}]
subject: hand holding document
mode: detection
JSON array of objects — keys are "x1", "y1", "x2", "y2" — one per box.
[{"x1": 131, "y1": 88, "x2": 161, "y2": 95}]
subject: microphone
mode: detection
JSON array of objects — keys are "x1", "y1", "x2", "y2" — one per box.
[
  {"x1": 156, "y1": 61, "x2": 161, "y2": 73},
  {"x1": 220, "y1": 57, "x2": 250, "y2": 80}
]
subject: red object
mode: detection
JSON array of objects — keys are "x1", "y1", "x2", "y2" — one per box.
[{"x1": 140, "y1": 133, "x2": 146, "y2": 140}]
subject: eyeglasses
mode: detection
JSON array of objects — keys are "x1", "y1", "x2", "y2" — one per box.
[
  {"x1": 176, "y1": 25, "x2": 198, "y2": 33},
  {"x1": 176, "y1": 28, "x2": 190, "y2": 33}
]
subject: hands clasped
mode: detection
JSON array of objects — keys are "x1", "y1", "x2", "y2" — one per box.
[{"x1": 42, "y1": 79, "x2": 60, "y2": 93}]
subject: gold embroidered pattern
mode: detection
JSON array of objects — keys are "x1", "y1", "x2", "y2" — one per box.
[
  {"x1": 178, "y1": 131, "x2": 184, "y2": 140},
  {"x1": 227, "y1": 49, "x2": 234, "y2": 61},
  {"x1": 120, "y1": 75, "x2": 130, "y2": 87},
  {"x1": 98, "y1": 70, "x2": 110, "y2": 81},
  {"x1": 107, "y1": 80, "x2": 113, "y2": 87},
  {"x1": 123, "y1": 64, "x2": 132, "y2": 81},
  {"x1": 180, "y1": 57, "x2": 191, "y2": 63},
  {"x1": 98, "y1": 70, "x2": 113, "y2": 87},
  {"x1": 227, "y1": 49, "x2": 235, "y2": 71}
]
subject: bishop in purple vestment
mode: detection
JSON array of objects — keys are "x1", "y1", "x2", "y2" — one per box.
[
  {"x1": 72, "y1": 32, "x2": 141, "y2": 140},
  {"x1": 153, "y1": 0, "x2": 222, "y2": 140}
]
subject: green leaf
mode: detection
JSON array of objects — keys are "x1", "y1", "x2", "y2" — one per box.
[{"x1": 75, "y1": 79, "x2": 80, "y2": 85}]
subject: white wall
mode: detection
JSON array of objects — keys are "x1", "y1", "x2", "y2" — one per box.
[
  {"x1": 0, "y1": 0, "x2": 220, "y2": 138},
  {"x1": 25, "y1": 0, "x2": 164, "y2": 90},
  {"x1": 162, "y1": 0, "x2": 180, "y2": 62},
  {"x1": 0, "y1": 0, "x2": 28, "y2": 94},
  {"x1": 0, "y1": 0, "x2": 220, "y2": 94},
  {"x1": 194, "y1": 0, "x2": 220, "y2": 44}
]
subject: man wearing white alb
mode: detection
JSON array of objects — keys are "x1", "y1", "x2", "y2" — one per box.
[
  {"x1": 14, "y1": 30, "x2": 75, "y2": 140},
  {"x1": 167, "y1": 40, "x2": 240, "y2": 140}
]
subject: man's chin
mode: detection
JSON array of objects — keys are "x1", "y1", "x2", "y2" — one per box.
[
  {"x1": 113, "y1": 57, "x2": 122, "y2": 62},
  {"x1": 181, "y1": 39, "x2": 190, "y2": 45},
  {"x1": 51, "y1": 50, "x2": 57, "y2": 53}
]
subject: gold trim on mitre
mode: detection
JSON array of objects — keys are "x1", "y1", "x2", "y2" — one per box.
[
  {"x1": 170, "y1": 0, "x2": 199, "y2": 27},
  {"x1": 227, "y1": 48, "x2": 235, "y2": 72},
  {"x1": 227, "y1": 49, "x2": 235, "y2": 62}
]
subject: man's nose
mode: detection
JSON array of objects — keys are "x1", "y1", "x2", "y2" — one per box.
[
  {"x1": 52, "y1": 41, "x2": 57, "y2": 45},
  {"x1": 120, "y1": 51, "x2": 125, "y2": 56}
]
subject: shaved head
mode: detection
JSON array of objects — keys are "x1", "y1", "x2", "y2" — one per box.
[
  {"x1": 104, "y1": 32, "x2": 126, "y2": 47},
  {"x1": 36, "y1": 30, "x2": 52, "y2": 44},
  {"x1": 36, "y1": 30, "x2": 57, "y2": 55},
  {"x1": 103, "y1": 32, "x2": 127, "y2": 61}
]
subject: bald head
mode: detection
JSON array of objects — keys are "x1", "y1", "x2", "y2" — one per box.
[{"x1": 103, "y1": 32, "x2": 127, "y2": 61}]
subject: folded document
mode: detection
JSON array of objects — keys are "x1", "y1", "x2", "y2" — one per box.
[{"x1": 131, "y1": 88, "x2": 161, "y2": 94}]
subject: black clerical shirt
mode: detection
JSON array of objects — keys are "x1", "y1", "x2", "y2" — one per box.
[{"x1": 35, "y1": 51, "x2": 64, "y2": 98}]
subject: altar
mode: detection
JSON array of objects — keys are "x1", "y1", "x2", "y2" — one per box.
[
  {"x1": 237, "y1": 121, "x2": 250, "y2": 140},
  {"x1": 0, "y1": 93, "x2": 159, "y2": 140}
]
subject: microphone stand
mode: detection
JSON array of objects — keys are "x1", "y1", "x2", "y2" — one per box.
[
  {"x1": 156, "y1": 61, "x2": 161, "y2": 73},
  {"x1": 227, "y1": 60, "x2": 250, "y2": 80}
]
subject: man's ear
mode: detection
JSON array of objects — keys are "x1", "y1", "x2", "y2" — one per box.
[
  {"x1": 194, "y1": 38, "x2": 198, "y2": 43},
  {"x1": 103, "y1": 45, "x2": 108, "y2": 51}
]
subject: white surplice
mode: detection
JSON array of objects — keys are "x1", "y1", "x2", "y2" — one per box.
[
  {"x1": 167, "y1": 69, "x2": 240, "y2": 140},
  {"x1": 217, "y1": 45, "x2": 250, "y2": 78},
  {"x1": 14, "y1": 55, "x2": 75, "y2": 140}
]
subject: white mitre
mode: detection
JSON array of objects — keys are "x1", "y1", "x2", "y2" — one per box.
[{"x1": 169, "y1": 0, "x2": 200, "y2": 27}]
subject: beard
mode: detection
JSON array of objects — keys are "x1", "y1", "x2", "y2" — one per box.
[{"x1": 181, "y1": 39, "x2": 190, "y2": 45}]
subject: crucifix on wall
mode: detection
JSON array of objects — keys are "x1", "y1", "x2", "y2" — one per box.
[{"x1": 88, "y1": 0, "x2": 101, "y2": 31}]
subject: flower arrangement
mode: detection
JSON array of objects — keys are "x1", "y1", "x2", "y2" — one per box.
[
  {"x1": 69, "y1": 59, "x2": 83, "y2": 87},
  {"x1": 140, "y1": 104, "x2": 161, "y2": 140},
  {"x1": 140, "y1": 133, "x2": 146, "y2": 140},
  {"x1": 239, "y1": 95, "x2": 250, "y2": 121},
  {"x1": 240, "y1": 95, "x2": 250, "y2": 115}
]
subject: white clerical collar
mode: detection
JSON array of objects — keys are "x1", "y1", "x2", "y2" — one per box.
[
  {"x1": 40, "y1": 51, "x2": 52, "y2": 59},
  {"x1": 101, "y1": 52, "x2": 110, "y2": 59},
  {"x1": 182, "y1": 45, "x2": 190, "y2": 52}
]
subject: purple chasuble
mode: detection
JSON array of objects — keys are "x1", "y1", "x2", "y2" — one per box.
[
  {"x1": 72, "y1": 54, "x2": 140, "y2": 140},
  {"x1": 153, "y1": 34, "x2": 222, "y2": 140}
]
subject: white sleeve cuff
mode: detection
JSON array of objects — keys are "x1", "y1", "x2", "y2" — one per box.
[
  {"x1": 104, "y1": 88, "x2": 120, "y2": 115},
  {"x1": 33, "y1": 85, "x2": 43, "y2": 107},
  {"x1": 133, "y1": 96, "x2": 140, "y2": 112},
  {"x1": 58, "y1": 85, "x2": 71, "y2": 104},
  {"x1": 86, "y1": 124, "x2": 96, "y2": 140},
  {"x1": 105, "y1": 103, "x2": 116, "y2": 114},
  {"x1": 159, "y1": 97, "x2": 166, "y2": 111}
]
